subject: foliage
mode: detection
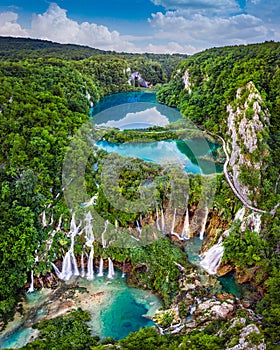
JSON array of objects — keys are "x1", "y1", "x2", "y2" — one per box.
[
  {"x1": 0, "y1": 37, "x2": 186, "y2": 319},
  {"x1": 19, "y1": 309, "x2": 98, "y2": 350}
]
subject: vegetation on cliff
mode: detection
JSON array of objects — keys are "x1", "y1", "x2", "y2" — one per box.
[{"x1": 157, "y1": 41, "x2": 280, "y2": 347}]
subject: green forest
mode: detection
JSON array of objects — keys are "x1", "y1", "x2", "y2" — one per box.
[{"x1": 0, "y1": 37, "x2": 279, "y2": 349}]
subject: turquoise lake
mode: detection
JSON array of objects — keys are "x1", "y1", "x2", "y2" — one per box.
[
  {"x1": 91, "y1": 91, "x2": 182, "y2": 129},
  {"x1": 0, "y1": 271, "x2": 160, "y2": 349},
  {"x1": 92, "y1": 92, "x2": 222, "y2": 174},
  {"x1": 96, "y1": 139, "x2": 222, "y2": 175}
]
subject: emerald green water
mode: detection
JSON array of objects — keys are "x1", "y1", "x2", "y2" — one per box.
[
  {"x1": 0, "y1": 272, "x2": 160, "y2": 349},
  {"x1": 96, "y1": 139, "x2": 222, "y2": 175},
  {"x1": 185, "y1": 238, "x2": 244, "y2": 298},
  {"x1": 91, "y1": 92, "x2": 182, "y2": 129}
]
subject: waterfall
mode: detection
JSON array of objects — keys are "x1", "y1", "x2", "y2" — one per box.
[
  {"x1": 200, "y1": 242, "x2": 224, "y2": 275},
  {"x1": 81, "y1": 251, "x2": 85, "y2": 277},
  {"x1": 181, "y1": 206, "x2": 190, "y2": 240},
  {"x1": 51, "y1": 262, "x2": 62, "y2": 278},
  {"x1": 189, "y1": 305, "x2": 196, "y2": 315},
  {"x1": 57, "y1": 215, "x2": 62, "y2": 231},
  {"x1": 101, "y1": 224, "x2": 107, "y2": 249},
  {"x1": 27, "y1": 270, "x2": 34, "y2": 294},
  {"x1": 49, "y1": 214, "x2": 54, "y2": 226},
  {"x1": 156, "y1": 207, "x2": 161, "y2": 231},
  {"x1": 87, "y1": 246, "x2": 94, "y2": 280},
  {"x1": 107, "y1": 258, "x2": 115, "y2": 279},
  {"x1": 41, "y1": 210, "x2": 47, "y2": 228},
  {"x1": 252, "y1": 213, "x2": 262, "y2": 233},
  {"x1": 52, "y1": 213, "x2": 80, "y2": 281},
  {"x1": 235, "y1": 207, "x2": 246, "y2": 222},
  {"x1": 122, "y1": 261, "x2": 126, "y2": 278},
  {"x1": 171, "y1": 208, "x2": 177, "y2": 234},
  {"x1": 60, "y1": 251, "x2": 73, "y2": 280},
  {"x1": 199, "y1": 206, "x2": 209, "y2": 240},
  {"x1": 97, "y1": 257, "x2": 104, "y2": 277},
  {"x1": 136, "y1": 220, "x2": 142, "y2": 239},
  {"x1": 161, "y1": 207, "x2": 165, "y2": 232}
]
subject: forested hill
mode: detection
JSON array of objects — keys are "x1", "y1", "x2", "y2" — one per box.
[
  {"x1": 0, "y1": 37, "x2": 186, "y2": 321},
  {"x1": 158, "y1": 41, "x2": 280, "y2": 346},
  {"x1": 0, "y1": 36, "x2": 186, "y2": 81},
  {"x1": 157, "y1": 41, "x2": 280, "y2": 211}
]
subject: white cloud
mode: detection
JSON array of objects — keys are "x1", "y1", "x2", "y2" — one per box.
[
  {"x1": 150, "y1": 0, "x2": 240, "y2": 14},
  {"x1": 149, "y1": 11, "x2": 274, "y2": 48},
  {"x1": 0, "y1": 3, "x2": 137, "y2": 52},
  {"x1": 0, "y1": 11, "x2": 28, "y2": 36},
  {"x1": 28, "y1": 3, "x2": 135, "y2": 52},
  {"x1": 144, "y1": 41, "x2": 197, "y2": 54}
]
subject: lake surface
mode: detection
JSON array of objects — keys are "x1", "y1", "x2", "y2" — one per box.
[
  {"x1": 91, "y1": 91, "x2": 183, "y2": 129},
  {"x1": 0, "y1": 271, "x2": 160, "y2": 349},
  {"x1": 92, "y1": 92, "x2": 222, "y2": 174},
  {"x1": 96, "y1": 139, "x2": 222, "y2": 175}
]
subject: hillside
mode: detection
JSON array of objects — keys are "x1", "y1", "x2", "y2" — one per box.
[{"x1": 157, "y1": 41, "x2": 280, "y2": 347}]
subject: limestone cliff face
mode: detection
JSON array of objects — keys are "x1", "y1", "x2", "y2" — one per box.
[
  {"x1": 182, "y1": 69, "x2": 192, "y2": 94},
  {"x1": 226, "y1": 82, "x2": 270, "y2": 206}
]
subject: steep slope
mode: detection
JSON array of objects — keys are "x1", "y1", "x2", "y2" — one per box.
[{"x1": 157, "y1": 42, "x2": 280, "y2": 345}]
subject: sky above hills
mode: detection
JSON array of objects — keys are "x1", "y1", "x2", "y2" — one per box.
[{"x1": 0, "y1": 0, "x2": 279, "y2": 54}]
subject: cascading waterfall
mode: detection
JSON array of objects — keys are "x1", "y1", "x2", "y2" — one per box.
[
  {"x1": 53, "y1": 213, "x2": 80, "y2": 281},
  {"x1": 27, "y1": 270, "x2": 34, "y2": 293},
  {"x1": 51, "y1": 262, "x2": 62, "y2": 278},
  {"x1": 57, "y1": 215, "x2": 62, "y2": 231},
  {"x1": 199, "y1": 206, "x2": 209, "y2": 240},
  {"x1": 252, "y1": 213, "x2": 262, "y2": 233},
  {"x1": 87, "y1": 246, "x2": 94, "y2": 280},
  {"x1": 97, "y1": 257, "x2": 104, "y2": 277},
  {"x1": 136, "y1": 220, "x2": 142, "y2": 239},
  {"x1": 41, "y1": 210, "x2": 47, "y2": 228},
  {"x1": 199, "y1": 207, "x2": 247, "y2": 275},
  {"x1": 181, "y1": 206, "x2": 190, "y2": 240},
  {"x1": 122, "y1": 261, "x2": 126, "y2": 278},
  {"x1": 101, "y1": 222, "x2": 108, "y2": 249},
  {"x1": 161, "y1": 207, "x2": 165, "y2": 232},
  {"x1": 84, "y1": 211, "x2": 95, "y2": 280},
  {"x1": 200, "y1": 242, "x2": 224, "y2": 275},
  {"x1": 107, "y1": 258, "x2": 115, "y2": 279},
  {"x1": 234, "y1": 207, "x2": 246, "y2": 222},
  {"x1": 156, "y1": 206, "x2": 161, "y2": 231}
]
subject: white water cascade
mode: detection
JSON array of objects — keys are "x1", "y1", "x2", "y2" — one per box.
[
  {"x1": 107, "y1": 258, "x2": 115, "y2": 279},
  {"x1": 97, "y1": 257, "x2": 104, "y2": 277},
  {"x1": 199, "y1": 207, "x2": 247, "y2": 275},
  {"x1": 51, "y1": 262, "x2": 62, "y2": 278},
  {"x1": 101, "y1": 221, "x2": 108, "y2": 249},
  {"x1": 27, "y1": 270, "x2": 34, "y2": 294},
  {"x1": 200, "y1": 241, "x2": 224, "y2": 275},
  {"x1": 235, "y1": 207, "x2": 246, "y2": 222},
  {"x1": 87, "y1": 246, "x2": 94, "y2": 280},
  {"x1": 53, "y1": 213, "x2": 80, "y2": 281},
  {"x1": 84, "y1": 211, "x2": 95, "y2": 280},
  {"x1": 156, "y1": 206, "x2": 161, "y2": 231},
  {"x1": 199, "y1": 206, "x2": 209, "y2": 240},
  {"x1": 81, "y1": 250, "x2": 85, "y2": 277},
  {"x1": 136, "y1": 220, "x2": 142, "y2": 239},
  {"x1": 181, "y1": 206, "x2": 190, "y2": 240},
  {"x1": 122, "y1": 261, "x2": 126, "y2": 278},
  {"x1": 41, "y1": 210, "x2": 47, "y2": 228},
  {"x1": 161, "y1": 207, "x2": 165, "y2": 232}
]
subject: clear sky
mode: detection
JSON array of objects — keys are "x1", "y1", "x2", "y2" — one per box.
[{"x1": 0, "y1": 0, "x2": 279, "y2": 54}]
